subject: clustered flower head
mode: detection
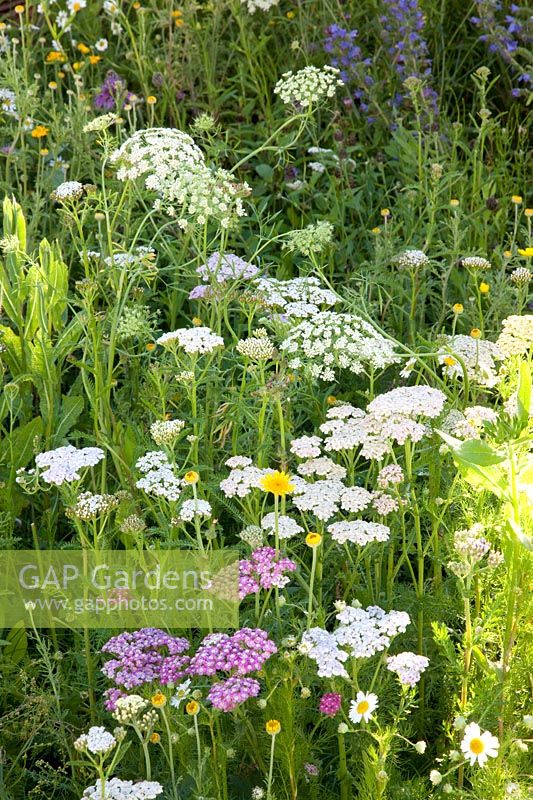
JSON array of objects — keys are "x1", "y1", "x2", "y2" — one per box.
[
  {"x1": 150, "y1": 419, "x2": 185, "y2": 446},
  {"x1": 300, "y1": 604, "x2": 410, "y2": 678},
  {"x1": 438, "y1": 334, "x2": 505, "y2": 387},
  {"x1": 67, "y1": 491, "x2": 121, "y2": 520},
  {"x1": 253, "y1": 276, "x2": 340, "y2": 319},
  {"x1": 261, "y1": 513, "x2": 304, "y2": 540},
  {"x1": 197, "y1": 251, "x2": 259, "y2": 283},
  {"x1": 274, "y1": 65, "x2": 343, "y2": 107},
  {"x1": 283, "y1": 220, "x2": 335, "y2": 257},
  {"x1": 51, "y1": 180, "x2": 85, "y2": 202},
  {"x1": 386, "y1": 651, "x2": 429, "y2": 686},
  {"x1": 101, "y1": 628, "x2": 191, "y2": 703},
  {"x1": 112, "y1": 128, "x2": 249, "y2": 228},
  {"x1": 239, "y1": 546, "x2": 297, "y2": 598},
  {"x1": 175, "y1": 498, "x2": 212, "y2": 522},
  {"x1": 135, "y1": 451, "x2": 183, "y2": 501},
  {"x1": 395, "y1": 249, "x2": 430, "y2": 270},
  {"x1": 327, "y1": 520, "x2": 390, "y2": 546},
  {"x1": 241, "y1": 0, "x2": 279, "y2": 12},
  {"x1": 220, "y1": 457, "x2": 272, "y2": 498},
  {"x1": 497, "y1": 315, "x2": 533, "y2": 357},
  {"x1": 116, "y1": 305, "x2": 159, "y2": 343},
  {"x1": 111, "y1": 694, "x2": 157, "y2": 729},
  {"x1": 31, "y1": 444, "x2": 105, "y2": 486},
  {"x1": 510, "y1": 267, "x2": 532, "y2": 286},
  {"x1": 461, "y1": 256, "x2": 491, "y2": 271},
  {"x1": 74, "y1": 726, "x2": 116, "y2": 754},
  {"x1": 236, "y1": 330, "x2": 275, "y2": 361},
  {"x1": 157, "y1": 325, "x2": 224, "y2": 354},
  {"x1": 280, "y1": 311, "x2": 400, "y2": 381},
  {"x1": 82, "y1": 778, "x2": 163, "y2": 800},
  {"x1": 319, "y1": 692, "x2": 342, "y2": 716}
]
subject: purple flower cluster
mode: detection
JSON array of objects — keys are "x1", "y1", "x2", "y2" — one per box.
[
  {"x1": 207, "y1": 675, "x2": 261, "y2": 712},
  {"x1": 190, "y1": 628, "x2": 276, "y2": 713},
  {"x1": 239, "y1": 547, "x2": 298, "y2": 599},
  {"x1": 319, "y1": 692, "x2": 342, "y2": 716},
  {"x1": 94, "y1": 71, "x2": 136, "y2": 111},
  {"x1": 471, "y1": 2, "x2": 532, "y2": 98},
  {"x1": 188, "y1": 628, "x2": 277, "y2": 676},
  {"x1": 101, "y1": 629, "x2": 190, "y2": 708},
  {"x1": 324, "y1": 0, "x2": 438, "y2": 125},
  {"x1": 102, "y1": 627, "x2": 277, "y2": 714},
  {"x1": 324, "y1": 25, "x2": 375, "y2": 118}
]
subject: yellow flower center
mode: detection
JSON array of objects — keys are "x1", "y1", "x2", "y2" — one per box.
[
  {"x1": 443, "y1": 356, "x2": 456, "y2": 367},
  {"x1": 260, "y1": 471, "x2": 295, "y2": 497},
  {"x1": 151, "y1": 692, "x2": 166, "y2": 707},
  {"x1": 357, "y1": 700, "x2": 370, "y2": 714},
  {"x1": 186, "y1": 700, "x2": 199, "y2": 715},
  {"x1": 306, "y1": 532, "x2": 322, "y2": 548},
  {"x1": 184, "y1": 470, "x2": 199, "y2": 484},
  {"x1": 469, "y1": 737, "x2": 484, "y2": 755}
]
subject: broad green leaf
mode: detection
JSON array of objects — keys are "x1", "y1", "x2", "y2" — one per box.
[
  {"x1": 0, "y1": 416, "x2": 42, "y2": 471},
  {"x1": 54, "y1": 396, "x2": 84, "y2": 442},
  {"x1": 2, "y1": 622, "x2": 27, "y2": 664}
]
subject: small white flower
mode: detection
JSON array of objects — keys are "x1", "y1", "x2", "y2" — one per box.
[
  {"x1": 349, "y1": 691, "x2": 378, "y2": 723},
  {"x1": 460, "y1": 722, "x2": 499, "y2": 766},
  {"x1": 95, "y1": 38, "x2": 108, "y2": 51},
  {"x1": 170, "y1": 679, "x2": 191, "y2": 708},
  {"x1": 414, "y1": 740, "x2": 427, "y2": 754},
  {"x1": 429, "y1": 769, "x2": 442, "y2": 785}
]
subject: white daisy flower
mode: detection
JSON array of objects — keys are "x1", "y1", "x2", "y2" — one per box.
[
  {"x1": 95, "y1": 38, "x2": 108, "y2": 51},
  {"x1": 348, "y1": 691, "x2": 378, "y2": 723},
  {"x1": 460, "y1": 722, "x2": 499, "y2": 766},
  {"x1": 170, "y1": 679, "x2": 191, "y2": 708}
]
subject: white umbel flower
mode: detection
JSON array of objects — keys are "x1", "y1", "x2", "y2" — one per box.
[
  {"x1": 460, "y1": 722, "x2": 499, "y2": 766},
  {"x1": 274, "y1": 65, "x2": 343, "y2": 107},
  {"x1": 157, "y1": 326, "x2": 224, "y2": 354}
]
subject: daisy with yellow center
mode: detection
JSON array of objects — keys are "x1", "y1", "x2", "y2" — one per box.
[
  {"x1": 460, "y1": 722, "x2": 499, "y2": 766},
  {"x1": 443, "y1": 356, "x2": 456, "y2": 367},
  {"x1": 349, "y1": 691, "x2": 378, "y2": 724},
  {"x1": 151, "y1": 691, "x2": 166, "y2": 707},
  {"x1": 265, "y1": 719, "x2": 281, "y2": 735},
  {"x1": 260, "y1": 471, "x2": 295, "y2": 497}
]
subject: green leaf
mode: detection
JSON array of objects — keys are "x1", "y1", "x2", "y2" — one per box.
[
  {"x1": 516, "y1": 361, "x2": 531, "y2": 429},
  {"x1": 255, "y1": 163, "x2": 274, "y2": 180},
  {"x1": 2, "y1": 622, "x2": 27, "y2": 664},
  {"x1": 0, "y1": 416, "x2": 42, "y2": 472},
  {"x1": 54, "y1": 396, "x2": 84, "y2": 442}
]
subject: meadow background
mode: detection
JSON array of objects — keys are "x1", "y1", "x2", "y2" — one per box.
[{"x1": 0, "y1": 1, "x2": 532, "y2": 799}]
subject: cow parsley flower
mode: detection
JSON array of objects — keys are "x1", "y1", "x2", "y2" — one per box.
[
  {"x1": 135, "y1": 451, "x2": 182, "y2": 501},
  {"x1": 51, "y1": 180, "x2": 84, "y2": 201},
  {"x1": 283, "y1": 220, "x2": 335, "y2": 256},
  {"x1": 176, "y1": 499, "x2": 212, "y2": 522},
  {"x1": 280, "y1": 311, "x2": 399, "y2": 381},
  {"x1": 253, "y1": 276, "x2": 340, "y2": 319},
  {"x1": 261, "y1": 513, "x2": 304, "y2": 540},
  {"x1": 395, "y1": 249, "x2": 430, "y2": 270},
  {"x1": 241, "y1": 0, "x2": 279, "y2": 12},
  {"x1": 274, "y1": 65, "x2": 343, "y2": 107},
  {"x1": 438, "y1": 334, "x2": 504, "y2": 387}
]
